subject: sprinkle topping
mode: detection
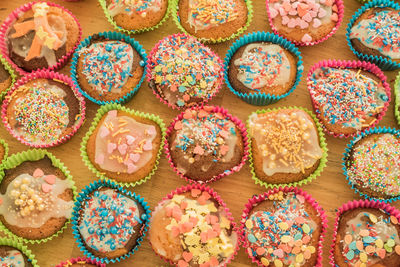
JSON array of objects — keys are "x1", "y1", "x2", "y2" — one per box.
[
  {"x1": 0, "y1": 249, "x2": 25, "y2": 266},
  {"x1": 107, "y1": 0, "x2": 163, "y2": 18}
]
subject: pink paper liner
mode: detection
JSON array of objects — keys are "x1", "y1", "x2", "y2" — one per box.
[
  {"x1": 55, "y1": 257, "x2": 106, "y2": 267},
  {"x1": 265, "y1": 0, "x2": 344, "y2": 46},
  {"x1": 307, "y1": 59, "x2": 391, "y2": 138},
  {"x1": 239, "y1": 187, "x2": 328, "y2": 267},
  {"x1": 329, "y1": 199, "x2": 400, "y2": 266},
  {"x1": 1, "y1": 70, "x2": 86, "y2": 148},
  {"x1": 149, "y1": 184, "x2": 240, "y2": 267},
  {"x1": 164, "y1": 105, "x2": 249, "y2": 184},
  {"x1": 0, "y1": 1, "x2": 82, "y2": 75},
  {"x1": 146, "y1": 33, "x2": 224, "y2": 110}
]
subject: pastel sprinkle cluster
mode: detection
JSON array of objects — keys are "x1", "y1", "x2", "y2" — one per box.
[
  {"x1": 108, "y1": 0, "x2": 161, "y2": 17},
  {"x1": 309, "y1": 67, "x2": 388, "y2": 130},
  {"x1": 0, "y1": 250, "x2": 25, "y2": 266},
  {"x1": 347, "y1": 134, "x2": 400, "y2": 198},
  {"x1": 149, "y1": 35, "x2": 222, "y2": 107},
  {"x1": 244, "y1": 192, "x2": 317, "y2": 267}
]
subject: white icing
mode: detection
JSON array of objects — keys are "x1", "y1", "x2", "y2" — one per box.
[
  {"x1": 107, "y1": 0, "x2": 163, "y2": 18},
  {"x1": 0, "y1": 249, "x2": 25, "y2": 266}
]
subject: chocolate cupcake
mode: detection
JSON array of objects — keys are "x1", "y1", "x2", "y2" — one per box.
[
  {"x1": 5, "y1": 2, "x2": 80, "y2": 72},
  {"x1": 333, "y1": 207, "x2": 400, "y2": 266},
  {"x1": 167, "y1": 106, "x2": 246, "y2": 183},
  {"x1": 248, "y1": 108, "x2": 325, "y2": 185},
  {"x1": 147, "y1": 34, "x2": 223, "y2": 109},
  {"x1": 0, "y1": 59, "x2": 12, "y2": 97},
  {"x1": 0, "y1": 245, "x2": 33, "y2": 266}
]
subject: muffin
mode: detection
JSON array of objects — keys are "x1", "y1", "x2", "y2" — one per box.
[
  {"x1": 333, "y1": 207, "x2": 400, "y2": 266},
  {"x1": 350, "y1": 7, "x2": 400, "y2": 64},
  {"x1": 0, "y1": 154, "x2": 75, "y2": 240},
  {"x1": 167, "y1": 106, "x2": 245, "y2": 182},
  {"x1": 243, "y1": 191, "x2": 323, "y2": 266},
  {"x1": 5, "y1": 2, "x2": 80, "y2": 72},
  {"x1": 147, "y1": 34, "x2": 223, "y2": 109},
  {"x1": 149, "y1": 186, "x2": 238, "y2": 266},
  {"x1": 106, "y1": 0, "x2": 168, "y2": 31},
  {"x1": 176, "y1": 0, "x2": 248, "y2": 40},
  {"x1": 267, "y1": 0, "x2": 340, "y2": 44},
  {"x1": 0, "y1": 245, "x2": 33, "y2": 266},
  {"x1": 228, "y1": 41, "x2": 298, "y2": 96},
  {"x1": 248, "y1": 109, "x2": 324, "y2": 185},
  {"x1": 3, "y1": 76, "x2": 84, "y2": 147},
  {"x1": 76, "y1": 186, "x2": 148, "y2": 260},
  {"x1": 74, "y1": 34, "x2": 145, "y2": 103},
  {"x1": 0, "y1": 140, "x2": 8, "y2": 164},
  {"x1": 308, "y1": 66, "x2": 389, "y2": 136},
  {"x1": 345, "y1": 132, "x2": 400, "y2": 200},
  {"x1": 0, "y1": 60, "x2": 12, "y2": 97},
  {"x1": 85, "y1": 108, "x2": 163, "y2": 184}
]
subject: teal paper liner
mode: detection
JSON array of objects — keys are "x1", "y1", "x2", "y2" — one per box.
[
  {"x1": 71, "y1": 179, "x2": 151, "y2": 264},
  {"x1": 343, "y1": 126, "x2": 400, "y2": 203},
  {"x1": 224, "y1": 32, "x2": 303, "y2": 106},
  {"x1": 70, "y1": 31, "x2": 147, "y2": 105},
  {"x1": 346, "y1": 0, "x2": 400, "y2": 70}
]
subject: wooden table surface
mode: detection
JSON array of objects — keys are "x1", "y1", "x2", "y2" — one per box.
[{"x1": 1, "y1": 0, "x2": 400, "y2": 266}]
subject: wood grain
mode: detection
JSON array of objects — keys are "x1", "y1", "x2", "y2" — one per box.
[{"x1": 0, "y1": 0, "x2": 399, "y2": 266}]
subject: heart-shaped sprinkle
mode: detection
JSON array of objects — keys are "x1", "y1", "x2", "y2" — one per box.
[
  {"x1": 198, "y1": 110, "x2": 209, "y2": 118},
  {"x1": 301, "y1": 33, "x2": 313, "y2": 43},
  {"x1": 33, "y1": 168, "x2": 44, "y2": 178},
  {"x1": 191, "y1": 189, "x2": 201, "y2": 197},
  {"x1": 107, "y1": 143, "x2": 117, "y2": 153},
  {"x1": 108, "y1": 110, "x2": 117, "y2": 117},
  {"x1": 146, "y1": 126, "x2": 156, "y2": 136},
  {"x1": 183, "y1": 110, "x2": 193, "y2": 119},
  {"x1": 99, "y1": 126, "x2": 110, "y2": 138},
  {"x1": 281, "y1": 15, "x2": 290, "y2": 25},
  {"x1": 174, "y1": 120, "x2": 183, "y2": 130},
  {"x1": 44, "y1": 175, "x2": 56, "y2": 185},
  {"x1": 95, "y1": 153, "x2": 105, "y2": 165},
  {"x1": 182, "y1": 251, "x2": 193, "y2": 262},
  {"x1": 313, "y1": 18, "x2": 322, "y2": 28},
  {"x1": 42, "y1": 183, "x2": 52, "y2": 193},
  {"x1": 126, "y1": 135, "x2": 136, "y2": 145},
  {"x1": 270, "y1": 7, "x2": 279, "y2": 18},
  {"x1": 143, "y1": 140, "x2": 153, "y2": 151},
  {"x1": 118, "y1": 144, "x2": 128, "y2": 155},
  {"x1": 127, "y1": 163, "x2": 138, "y2": 174},
  {"x1": 193, "y1": 145, "x2": 204, "y2": 155},
  {"x1": 129, "y1": 153, "x2": 140, "y2": 162}
]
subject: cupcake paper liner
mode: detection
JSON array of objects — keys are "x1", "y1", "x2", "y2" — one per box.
[
  {"x1": 98, "y1": 0, "x2": 171, "y2": 35},
  {"x1": 1, "y1": 70, "x2": 86, "y2": 148},
  {"x1": 346, "y1": 0, "x2": 400, "y2": 70},
  {"x1": 80, "y1": 103, "x2": 166, "y2": 187},
  {"x1": 149, "y1": 183, "x2": 240, "y2": 266},
  {"x1": 329, "y1": 199, "x2": 400, "y2": 266},
  {"x1": 265, "y1": 0, "x2": 344, "y2": 46},
  {"x1": 223, "y1": 31, "x2": 304, "y2": 106},
  {"x1": 146, "y1": 33, "x2": 224, "y2": 110},
  {"x1": 343, "y1": 126, "x2": 400, "y2": 203},
  {"x1": 395, "y1": 71, "x2": 400, "y2": 125},
  {"x1": 247, "y1": 106, "x2": 328, "y2": 189},
  {"x1": 56, "y1": 257, "x2": 106, "y2": 267},
  {"x1": 164, "y1": 105, "x2": 249, "y2": 184},
  {"x1": 0, "y1": 54, "x2": 16, "y2": 100},
  {"x1": 171, "y1": 0, "x2": 253, "y2": 43},
  {"x1": 307, "y1": 59, "x2": 391, "y2": 138},
  {"x1": 0, "y1": 1, "x2": 82, "y2": 75},
  {"x1": 71, "y1": 179, "x2": 151, "y2": 264},
  {"x1": 0, "y1": 149, "x2": 78, "y2": 244},
  {"x1": 0, "y1": 237, "x2": 39, "y2": 267},
  {"x1": 0, "y1": 138, "x2": 9, "y2": 165},
  {"x1": 70, "y1": 31, "x2": 147, "y2": 105},
  {"x1": 240, "y1": 187, "x2": 328, "y2": 267}
]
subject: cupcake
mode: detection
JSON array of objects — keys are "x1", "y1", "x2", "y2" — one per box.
[
  {"x1": 0, "y1": 238, "x2": 38, "y2": 266},
  {"x1": 0, "y1": 150, "x2": 76, "y2": 242},
  {"x1": 149, "y1": 185, "x2": 238, "y2": 266},
  {"x1": 2, "y1": 72, "x2": 85, "y2": 147},
  {"x1": 308, "y1": 61, "x2": 390, "y2": 137},
  {"x1": 56, "y1": 257, "x2": 105, "y2": 267},
  {"x1": 73, "y1": 181, "x2": 150, "y2": 262},
  {"x1": 0, "y1": 56, "x2": 14, "y2": 98},
  {"x1": 147, "y1": 34, "x2": 223, "y2": 109},
  {"x1": 241, "y1": 188, "x2": 326, "y2": 267},
  {"x1": 266, "y1": 0, "x2": 343, "y2": 45},
  {"x1": 174, "y1": 0, "x2": 249, "y2": 41},
  {"x1": 82, "y1": 104, "x2": 165, "y2": 185},
  {"x1": 72, "y1": 33, "x2": 146, "y2": 104},
  {"x1": 332, "y1": 205, "x2": 400, "y2": 266},
  {"x1": 344, "y1": 128, "x2": 400, "y2": 201},
  {"x1": 247, "y1": 108, "x2": 326, "y2": 186},
  {"x1": 0, "y1": 139, "x2": 8, "y2": 164},
  {"x1": 166, "y1": 106, "x2": 247, "y2": 183},
  {"x1": 2, "y1": 2, "x2": 81, "y2": 73}
]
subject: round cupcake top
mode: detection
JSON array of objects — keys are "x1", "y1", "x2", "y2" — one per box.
[
  {"x1": 350, "y1": 8, "x2": 400, "y2": 60},
  {"x1": 149, "y1": 34, "x2": 223, "y2": 108},
  {"x1": 0, "y1": 63, "x2": 11, "y2": 92},
  {"x1": 244, "y1": 192, "x2": 318, "y2": 266},
  {"x1": 309, "y1": 67, "x2": 388, "y2": 132},
  {"x1": 78, "y1": 188, "x2": 146, "y2": 254},
  {"x1": 0, "y1": 247, "x2": 27, "y2": 266},
  {"x1": 107, "y1": 0, "x2": 163, "y2": 18},
  {"x1": 248, "y1": 109, "x2": 323, "y2": 176},
  {"x1": 347, "y1": 133, "x2": 400, "y2": 198}
]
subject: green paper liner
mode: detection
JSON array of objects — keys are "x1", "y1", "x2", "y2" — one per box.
[
  {"x1": 0, "y1": 237, "x2": 39, "y2": 266},
  {"x1": 247, "y1": 106, "x2": 328, "y2": 189},
  {"x1": 98, "y1": 0, "x2": 171, "y2": 34},
  {"x1": 0, "y1": 138, "x2": 9, "y2": 165},
  {"x1": 0, "y1": 54, "x2": 16, "y2": 100},
  {"x1": 0, "y1": 149, "x2": 77, "y2": 244},
  {"x1": 171, "y1": 0, "x2": 254, "y2": 43},
  {"x1": 395, "y1": 71, "x2": 400, "y2": 126},
  {"x1": 80, "y1": 103, "x2": 166, "y2": 187}
]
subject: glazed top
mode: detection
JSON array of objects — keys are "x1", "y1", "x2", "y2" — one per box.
[{"x1": 107, "y1": 0, "x2": 163, "y2": 18}]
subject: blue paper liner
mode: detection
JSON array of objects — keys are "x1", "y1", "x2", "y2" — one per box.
[
  {"x1": 70, "y1": 31, "x2": 147, "y2": 105},
  {"x1": 346, "y1": 0, "x2": 400, "y2": 70},
  {"x1": 224, "y1": 32, "x2": 303, "y2": 106},
  {"x1": 343, "y1": 126, "x2": 400, "y2": 203},
  {"x1": 71, "y1": 179, "x2": 151, "y2": 264}
]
